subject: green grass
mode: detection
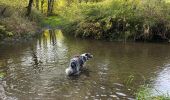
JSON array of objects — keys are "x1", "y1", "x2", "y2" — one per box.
[{"x1": 42, "y1": 16, "x2": 68, "y2": 28}]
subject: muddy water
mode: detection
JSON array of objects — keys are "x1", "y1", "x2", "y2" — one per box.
[{"x1": 0, "y1": 29, "x2": 170, "y2": 99}]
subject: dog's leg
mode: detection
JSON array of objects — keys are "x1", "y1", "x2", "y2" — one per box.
[
  {"x1": 74, "y1": 71, "x2": 81, "y2": 75},
  {"x1": 75, "y1": 63, "x2": 81, "y2": 75}
]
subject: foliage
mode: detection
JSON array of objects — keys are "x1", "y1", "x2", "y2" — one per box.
[
  {"x1": 0, "y1": 0, "x2": 44, "y2": 41},
  {"x1": 1, "y1": 0, "x2": 170, "y2": 42},
  {"x1": 0, "y1": 24, "x2": 13, "y2": 39},
  {"x1": 45, "y1": 0, "x2": 170, "y2": 42}
]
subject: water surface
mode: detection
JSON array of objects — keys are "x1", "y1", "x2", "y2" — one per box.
[{"x1": 0, "y1": 29, "x2": 170, "y2": 99}]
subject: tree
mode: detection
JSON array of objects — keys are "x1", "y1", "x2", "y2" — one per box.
[
  {"x1": 26, "y1": 0, "x2": 34, "y2": 16},
  {"x1": 36, "y1": 0, "x2": 39, "y2": 10},
  {"x1": 47, "y1": 0, "x2": 54, "y2": 16},
  {"x1": 41, "y1": 0, "x2": 44, "y2": 13}
]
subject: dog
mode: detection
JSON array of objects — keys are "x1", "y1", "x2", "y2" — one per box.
[{"x1": 65, "y1": 53, "x2": 93, "y2": 76}]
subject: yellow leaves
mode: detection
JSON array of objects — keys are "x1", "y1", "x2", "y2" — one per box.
[
  {"x1": 165, "y1": 0, "x2": 170, "y2": 3},
  {"x1": 57, "y1": 0, "x2": 67, "y2": 7}
]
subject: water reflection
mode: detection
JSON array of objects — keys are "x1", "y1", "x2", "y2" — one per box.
[
  {"x1": 152, "y1": 63, "x2": 170, "y2": 95},
  {"x1": 0, "y1": 29, "x2": 170, "y2": 99}
]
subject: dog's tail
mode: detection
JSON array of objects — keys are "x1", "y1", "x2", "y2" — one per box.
[{"x1": 65, "y1": 68, "x2": 73, "y2": 76}]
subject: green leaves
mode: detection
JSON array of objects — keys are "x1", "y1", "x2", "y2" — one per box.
[{"x1": 6, "y1": 32, "x2": 13, "y2": 36}]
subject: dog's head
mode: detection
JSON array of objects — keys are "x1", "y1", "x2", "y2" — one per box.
[
  {"x1": 85, "y1": 53, "x2": 93, "y2": 59},
  {"x1": 82, "y1": 53, "x2": 93, "y2": 60}
]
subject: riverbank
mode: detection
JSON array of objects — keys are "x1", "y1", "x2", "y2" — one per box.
[
  {"x1": 1, "y1": 0, "x2": 170, "y2": 43},
  {"x1": 49, "y1": 0, "x2": 170, "y2": 42},
  {"x1": 0, "y1": 0, "x2": 44, "y2": 43}
]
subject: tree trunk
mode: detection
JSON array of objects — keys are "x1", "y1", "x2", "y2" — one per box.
[
  {"x1": 26, "y1": 0, "x2": 34, "y2": 16},
  {"x1": 36, "y1": 0, "x2": 39, "y2": 10},
  {"x1": 41, "y1": 0, "x2": 44, "y2": 13},
  {"x1": 67, "y1": 0, "x2": 71, "y2": 6},
  {"x1": 47, "y1": 0, "x2": 54, "y2": 16},
  {"x1": 79, "y1": 0, "x2": 82, "y2": 3},
  {"x1": 1, "y1": 7, "x2": 7, "y2": 16}
]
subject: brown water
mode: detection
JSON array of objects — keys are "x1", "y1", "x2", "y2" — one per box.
[{"x1": 0, "y1": 29, "x2": 170, "y2": 100}]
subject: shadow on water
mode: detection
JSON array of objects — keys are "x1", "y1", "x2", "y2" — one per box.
[{"x1": 0, "y1": 29, "x2": 170, "y2": 99}]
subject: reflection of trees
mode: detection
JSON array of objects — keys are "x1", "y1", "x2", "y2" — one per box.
[
  {"x1": 42, "y1": 30, "x2": 48, "y2": 48},
  {"x1": 30, "y1": 46, "x2": 42, "y2": 72},
  {"x1": 49, "y1": 29, "x2": 57, "y2": 45},
  {"x1": 38, "y1": 29, "x2": 57, "y2": 48},
  {"x1": 152, "y1": 64, "x2": 170, "y2": 96},
  {"x1": 0, "y1": 59, "x2": 8, "y2": 79}
]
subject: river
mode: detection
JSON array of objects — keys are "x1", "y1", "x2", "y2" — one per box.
[{"x1": 0, "y1": 29, "x2": 170, "y2": 99}]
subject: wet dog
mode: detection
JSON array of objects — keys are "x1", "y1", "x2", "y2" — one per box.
[{"x1": 65, "y1": 53, "x2": 93, "y2": 76}]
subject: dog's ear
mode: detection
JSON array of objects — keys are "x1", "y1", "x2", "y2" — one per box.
[
  {"x1": 83, "y1": 56, "x2": 87, "y2": 61},
  {"x1": 85, "y1": 53, "x2": 92, "y2": 57},
  {"x1": 85, "y1": 53, "x2": 91, "y2": 56},
  {"x1": 85, "y1": 53, "x2": 88, "y2": 56}
]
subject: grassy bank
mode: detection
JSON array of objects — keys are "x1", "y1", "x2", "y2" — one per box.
[
  {"x1": 0, "y1": 0, "x2": 43, "y2": 42},
  {"x1": 48, "y1": 0, "x2": 170, "y2": 42}
]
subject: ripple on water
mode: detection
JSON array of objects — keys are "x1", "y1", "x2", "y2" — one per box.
[
  {"x1": 113, "y1": 83, "x2": 124, "y2": 87},
  {"x1": 110, "y1": 94, "x2": 118, "y2": 98},
  {"x1": 101, "y1": 94, "x2": 107, "y2": 97},
  {"x1": 63, "y1": 94, "x2": 71, "y2": 98},
  {"x1": 100, "y1": 86, "x2": 105, "y2": 90},
  {"x1": 115, "y1": 92, "x2": 127, "y2": 97}
]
